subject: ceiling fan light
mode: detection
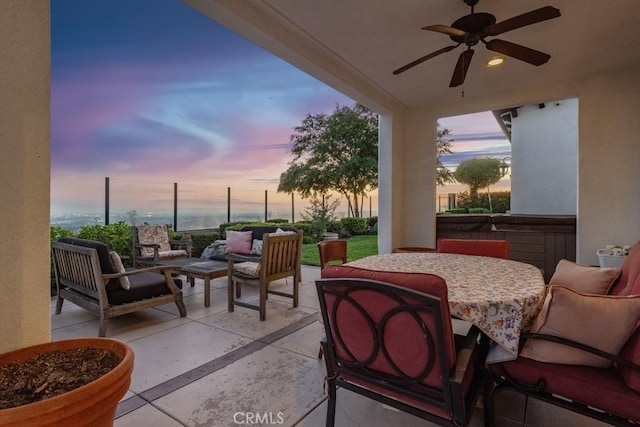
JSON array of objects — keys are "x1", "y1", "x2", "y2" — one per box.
[{"x1": 487, "y1": 56, "x2": 504, "y2": 67}]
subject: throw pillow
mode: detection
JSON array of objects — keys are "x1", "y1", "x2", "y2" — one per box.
[
  {"x1": 250, "y1": 239, "x2": 263, "y2": 255},
  {"x1": 270, "y1": 228, "x2": 296, "y2": 236},
  {"x1": 110, "y1": 251, "x2": 130, "y2": 290},
  {"x1": 225, "y1": 230, "x2": 253, "y2": 254},
  {"x1": 549, "y1": 259, "x2": 620, "y2": 295},
  {"x1": 520, "y1": 285, "x2": 640, "y2": 367}
]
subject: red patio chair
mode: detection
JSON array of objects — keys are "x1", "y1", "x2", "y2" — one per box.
[
  {"x1": 485, "y1": 242, "x2": 640, "y2": 426},
  {"x1": 437, "y1": 238, "x2": 509, "y2": 259},
  {"x1": 317, "y1": 239, "x2": 348, "y2": 270},
  {"x1": 317, "y1": 269, "x2": 490, "y2": 426}
]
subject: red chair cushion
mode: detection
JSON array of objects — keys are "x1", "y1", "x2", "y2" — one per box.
[
  {"x1": 320, "y1": 265, "x2": 455, "y2": 390},
  {"x1": 493, "y1": 357, "x2": 640, "y2": 422},
  {"x1": 339, "y1": 335, "x2": 476, "y2": 422},
  {"x1": 437, "y1": 238, "x2": 509, "y2": 259}
]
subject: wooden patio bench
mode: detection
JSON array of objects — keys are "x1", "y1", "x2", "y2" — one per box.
[{"x1": 52, "y1": 238, "x2": 187, "y2": 337}]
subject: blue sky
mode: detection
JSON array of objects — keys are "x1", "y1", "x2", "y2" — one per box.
[{"x1": 50, "y1": 0, "x2": 509, "y2": 215}]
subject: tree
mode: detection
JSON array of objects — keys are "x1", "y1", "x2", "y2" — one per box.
[
  {"x1": 278, "y1": 103, "x2": 378, "y2": 217},
  {"x1": 453, "y1": 158, "x2": 502, "y2": 204},
  {"x1": 437, "y1": 125, "x2": 455, "y2": 185}
]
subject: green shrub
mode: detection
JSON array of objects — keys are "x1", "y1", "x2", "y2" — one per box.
[
  {"x1": 366, "y1": 216, "x2": 378, "y2": 229},
  {"x1": 302, "y1": 235, "x2": 316, "y2": 245},
  {"x1": 218, "y1": 221, "x2": 247, "y2": 235},
  {"x1": 266, "y1": 218, "x2": 290, "y2": 224},
  {"x1": 293, "y1": 222, "x2": 313, "y2": 239},
  {"x1": 468, "y1": 208, "x2": 490, "y2": 214},
  {"x1": 76, "y1": 221, "x2": 132, "y2": 261},
  {"x1": 50, "y1": 225, "x2": 73, "y2": 240},
  {"x1": 456, "y1": 191, "x2": 510, "y2": 213},
  {"x1": 326, "y1": 220, "x2": 343, "y2": 235},
  {"x1": 189, "y1": 232, "x2": 222, "y2": 257},
  {"x1": 223, "y1": 222, "x2": 294, "y2": 235},
  {"x1": 340, "y1": 217, "x2": 367, "y2": 235},
  {"x1": 445, "y1": 207, "x2": 468, "y2": 214}
]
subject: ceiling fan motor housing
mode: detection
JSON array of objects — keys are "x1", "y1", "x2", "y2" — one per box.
[{"x1": 450, "y1": 13, "x2": 496, "y2": 45}]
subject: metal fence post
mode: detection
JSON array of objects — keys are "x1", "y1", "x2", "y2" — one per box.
[
  {"x1": 264, "y1": 190, "x2": 268, "y2": 222},
  {"x1": 104, "y1": 177, "x2": 110, "y2": 225},
  {"x1": 227, "y1": 187, "x2": 231, "y2": 223},
  {"x1": 173, "y1": 182, "x2": 178, "y2": 231}
]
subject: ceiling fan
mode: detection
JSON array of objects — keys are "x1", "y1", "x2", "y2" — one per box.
[{"x1": 393, "y1": 0, "x2": 561, "y2": 87}]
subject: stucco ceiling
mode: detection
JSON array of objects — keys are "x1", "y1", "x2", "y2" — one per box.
[{"x1": 186, "y1": 0, "x2": 640, "y2": 114}]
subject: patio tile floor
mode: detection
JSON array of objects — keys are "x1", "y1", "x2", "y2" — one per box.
[{"x1": 50, "y1": 265, "x2": 607, "y2": 427}]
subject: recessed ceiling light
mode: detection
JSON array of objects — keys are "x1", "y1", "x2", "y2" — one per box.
[{"x1": 487, "y1": 56, "x2": 504, "y2": 67}]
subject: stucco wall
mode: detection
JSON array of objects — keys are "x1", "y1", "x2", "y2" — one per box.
[
  {"x1": 510, "y1": 98, "x2": 578, "y2": 214},
  {"x1": 577, "y1": 67, "x2": 640, "y2": 265},
  {"x1": 0, "y1": 1, "x2": 51, "y2": 352}
]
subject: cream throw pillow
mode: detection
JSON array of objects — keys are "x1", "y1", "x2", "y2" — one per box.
[
  {"x1": 549, "y1": 259, "x2": 619, "y2": 295},
  {"x1": 520, "y1": 285, "x2": 640, "y2": 367},
  {"x1": 110, "y1": 251, "x2": 130, "y2": 290}
]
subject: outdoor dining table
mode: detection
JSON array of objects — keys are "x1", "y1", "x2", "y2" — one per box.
[{"x1": 346, "y1": 252, "x2": 547, "y2": 363}]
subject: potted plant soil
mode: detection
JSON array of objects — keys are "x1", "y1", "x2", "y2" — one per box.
[{"x1": 0, "y1": 338, "x2": 133, "y2": 427}]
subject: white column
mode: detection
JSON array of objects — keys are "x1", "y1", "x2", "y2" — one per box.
[
  {"x1": 0, "y1": 1, "x2": 51, "y2": 352},
  {"x1": 378, "y1": 109, "x2": 438, "y2": 253},
  {"x1": 577, "y1": 67, "x2": 640, "y2": 264}
]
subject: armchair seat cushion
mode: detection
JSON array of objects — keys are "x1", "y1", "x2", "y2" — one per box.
[
  {"x1": 107, "y1": 272, "x2": 183, "y2": 305},
  {"x1": 233, "y1": 261, "x2": 261, "y2": 278},
  {"x1": 492, "y1": 357, "x2": 640, "y2": 423},
  {"x1": 140, "y1": 249, "x2": 188, "y2": 259}
]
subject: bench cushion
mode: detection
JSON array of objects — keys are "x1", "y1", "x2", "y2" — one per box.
[
  {"x1": 107, "y1": 272, "x2": 182, "y2": 305},
  {"x1": 58, "y1": 237, "x2": 120, "y2": 292},
  {"x1": 492, "y1": 357, "x2": 640, "y2": 423}
]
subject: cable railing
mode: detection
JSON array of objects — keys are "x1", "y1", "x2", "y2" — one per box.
[{"x1": 51, "y1": 175, "x2": 379, "y2": 233}]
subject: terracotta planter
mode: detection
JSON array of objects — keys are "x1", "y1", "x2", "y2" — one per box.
[{"x1": 0, "y1": 338, "x2": 133, "y2": 427}]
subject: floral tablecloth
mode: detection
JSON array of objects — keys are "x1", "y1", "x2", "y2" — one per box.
[{"x1": 346, "y1": 252, "x2": 547, "y2": 358}]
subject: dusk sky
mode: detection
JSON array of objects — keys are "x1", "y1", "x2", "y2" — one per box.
[{"x1": 50, "y1": 0, "x2": 509, "y2": 218}]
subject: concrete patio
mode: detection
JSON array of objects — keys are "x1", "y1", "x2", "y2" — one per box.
[{"x1": 51, "y1": 265, "x2": 607, "y2": 427}]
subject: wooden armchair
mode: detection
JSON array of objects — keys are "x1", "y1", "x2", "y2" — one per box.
[
  {"x1": 317, "y1": 239, "x2": 347, "y2": 270},
  {"x1": 227, "y1": 230, "x2": 302, "y2": 321},
  {"x1": 132, "y1": 224, "x2": 192, "y2": 268},
  {"x1": 52, "y1": 238, "x2": 187, "y2": 336}
]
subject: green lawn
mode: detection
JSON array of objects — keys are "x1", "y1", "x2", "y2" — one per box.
[{"x1": 301, "y1": 235, "x2": 378, "y2": 266}]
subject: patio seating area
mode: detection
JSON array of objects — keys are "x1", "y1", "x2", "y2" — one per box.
[{"x1": 51, "y1": 265, "x2": 611, "y2": 426}]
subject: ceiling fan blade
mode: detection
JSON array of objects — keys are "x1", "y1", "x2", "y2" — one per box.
[
  {"x1": 486, "y1": 6, "x2": 561, "y2": 36},
  {"x1": 422, "y1": 25, "x2": 467, "y2": 38},
  {"x1": 486, "y1": 39, "x2": 550, "y2": 66},
  {"x1": 449, "y1": 49, "x2": 474, "y2": 87},
  {"x1": 393, "y1": 45, "x2": 458, "y2": 75}
]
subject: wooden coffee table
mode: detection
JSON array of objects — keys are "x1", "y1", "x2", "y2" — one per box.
[{"x1": 157, "y1": 258, "x2": 228, "y2": 307}]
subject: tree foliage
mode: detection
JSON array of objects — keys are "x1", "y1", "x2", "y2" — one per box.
[
  {"x1": 453, "y1": 158, "x2": 503, "y2": 201},
  {"x1": 278, "y1": 103, "x2": 378, "y2": 217},
  {"x1": 436, "y1": 125, "x2": 455, "y2": 185}
]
